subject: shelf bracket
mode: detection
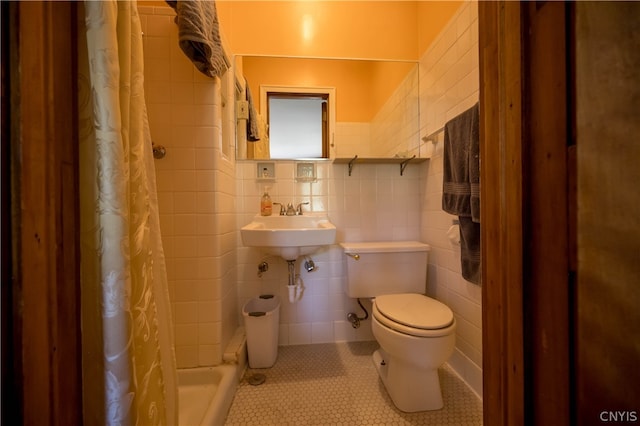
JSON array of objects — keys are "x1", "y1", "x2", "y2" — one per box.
[
  {"x1": 399, "y1": 155, "x2": 416, "y2": 176},
  {"x1": 348, "y1": 155, "x2": 358, "y2": 176}
]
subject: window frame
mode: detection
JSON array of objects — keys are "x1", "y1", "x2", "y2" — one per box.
[{"x1": 259, "y1": 85, "x2": 336, "y2": 159}]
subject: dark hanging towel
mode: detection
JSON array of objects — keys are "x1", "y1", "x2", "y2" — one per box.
[
  {"x1": 245, "y1": 78, "x2": 260, "y2": 142},
  {"x1": 166, "y1": 0, "x2": 228, "y2": 78},
  {"x1": 442, "y1": 103, "x2": 481, "y2": 285}
]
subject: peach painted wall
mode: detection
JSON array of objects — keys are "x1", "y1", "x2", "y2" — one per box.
[
  {"x1": 241, "y1": 56, "x2": 413, "y2": 122},
  {"x1": 141, "y1": 1, "x2": 460, "y2": 61},
  {"x1": 218, "y1": 1, "x2": 419, "y2": 60},
  {"x1": 417, "y1": 1, "x2": 463, "y2": 57}
]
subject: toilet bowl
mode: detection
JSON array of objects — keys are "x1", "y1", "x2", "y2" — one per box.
[
  {"x1": 371, "y1": 293, "x2": 456, "y2": 412},
  {"x1": 340, "y1": 241, "x2": 456, "y2": 412}
]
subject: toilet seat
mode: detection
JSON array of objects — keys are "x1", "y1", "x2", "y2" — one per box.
[{"x1": 373, "y1": 293, "x2": 454, "y2": 338}]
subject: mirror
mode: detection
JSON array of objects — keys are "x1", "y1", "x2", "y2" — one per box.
[{"x1": 235, "y1": 55, "x2": 421, "y2": 160}]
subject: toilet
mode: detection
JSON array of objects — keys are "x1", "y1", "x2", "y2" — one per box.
[{"x1": 340, "y1": 241, "x2": 456, "y2": 412}]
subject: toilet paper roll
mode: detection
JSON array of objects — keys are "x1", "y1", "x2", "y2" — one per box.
[{"x1": 447, "y1": 225, "x2": 460, "y2": 246}]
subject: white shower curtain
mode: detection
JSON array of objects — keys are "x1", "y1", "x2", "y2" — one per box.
[{"x1": 78, "y1": 1, "x2": 178, "y2": 424}]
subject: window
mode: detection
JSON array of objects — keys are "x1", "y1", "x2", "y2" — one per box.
[{"x1": 260, "y1": 86, "x2": 335, "y2": 159}]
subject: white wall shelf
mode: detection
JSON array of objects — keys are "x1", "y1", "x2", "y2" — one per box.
[{"x1": 333, "y1": 156, "x2": 428, "y2": 176}]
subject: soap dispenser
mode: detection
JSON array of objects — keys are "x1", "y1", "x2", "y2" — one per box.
[{"x1": 260, "y1": 187, "x2": 273, "y2": 216}]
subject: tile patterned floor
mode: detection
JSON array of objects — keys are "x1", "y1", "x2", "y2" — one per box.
[{"x1": 225, "y1": 341, "x2": 482, "y2": 425}]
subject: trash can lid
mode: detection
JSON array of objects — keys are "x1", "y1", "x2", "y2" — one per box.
[{"x1": 242, "y1": 296, "x2": 280, "y2": 316}]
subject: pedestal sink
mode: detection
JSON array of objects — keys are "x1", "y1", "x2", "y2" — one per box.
[{"x1": 240, "y1": 213, "x2": 337, "y2": 260}]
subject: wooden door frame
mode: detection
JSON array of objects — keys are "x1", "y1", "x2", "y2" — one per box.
[
  {"x1": 479, "y1": 2, "x2": 526, "y2": 424},
  {"x1": 479, "y1": 2, "x2": 572, "y2": 424},
  {"x1": 3, "y1": 2, "x2": 81, "y2": 424},
  {"x1": 522, "y1": 3, "x2": 572, "y2": 424}
]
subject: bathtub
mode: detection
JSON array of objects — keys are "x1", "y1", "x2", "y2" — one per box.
[{"x1": 178, "y1": 364, "x2": 238, "y2": 425}]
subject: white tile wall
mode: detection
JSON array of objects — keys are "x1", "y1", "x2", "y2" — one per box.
[
  {"x1": 235, "y1": 160, "x2": 425, "y2": 346},
  {"x1": 139, "y1": 5, "x2": 238, "y2": 369},
  {"x1": 370, "y1": 66, "x2": 421, "y2": 158},
  {"x1": 334, "y1": 122, "x2": 371, "y2": 158},
  {"x1": 418, "y1": 1, "x2": 482, "y2": 398}
]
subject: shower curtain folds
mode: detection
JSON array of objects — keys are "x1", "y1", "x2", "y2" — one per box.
[{"x1": 78, "y1": 1, "x2": 178, "y2": 424}]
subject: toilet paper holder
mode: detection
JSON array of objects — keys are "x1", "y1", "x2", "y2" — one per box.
[{"x1": 447, "y1": 221, "x2": 461, "y2": 246}]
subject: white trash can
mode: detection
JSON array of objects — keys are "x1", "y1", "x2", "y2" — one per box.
[{"x1": 242, "y1": 295, "x2": 280, "y2": 368}]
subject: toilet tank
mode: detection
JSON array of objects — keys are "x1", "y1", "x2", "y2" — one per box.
[{"x1": 340, "y1": 241, "x2": 430, "y2": 298}]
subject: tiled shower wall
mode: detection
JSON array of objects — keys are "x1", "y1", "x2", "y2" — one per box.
[
  {"x1": 418, "y1": 1, "x2": 482, "y2": 397},
  {"x1": 139, "y1": 5, "x2": 238, "y2": 369}
]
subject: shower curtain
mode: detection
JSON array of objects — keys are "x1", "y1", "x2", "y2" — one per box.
[{"x1": 78, "y1": 1, "x2": 178, "y2": 424}]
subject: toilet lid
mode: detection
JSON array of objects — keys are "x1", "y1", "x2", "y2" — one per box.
[{"x1": 375, "y1": 294, "x2": 454, "y2": 330}]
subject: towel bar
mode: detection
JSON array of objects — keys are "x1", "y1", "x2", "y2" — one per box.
[{"x1": 422, "y1": 127, "x2": 444, "y2": 144}]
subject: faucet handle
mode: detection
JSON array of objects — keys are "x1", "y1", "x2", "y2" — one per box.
[
  {"x1": 273, "y1": 202, "x2": 285, "y2": 215},
  {"x1": 285, "y1": 203, "x2": 296, "y2": 216},
  {"x1": 296, "y1": 201, "x2": 310, "y2": 215}
]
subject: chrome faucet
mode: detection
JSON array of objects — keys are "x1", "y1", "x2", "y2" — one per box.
[
  {"x1": 273, "y1": 202, "x2": 285, "y2": 216},
  {"x1": 277, "y1": 201, "x2": 310, "y2": 215},
  {"x1": 275, "y1": 201, "x2": 309, "y2": 215},
  {"x1": 285, "y1": 203, "x2": 297, "y2": 216},
  {"x1": 296, "y1": 202, "x2": 309, "y2": 215}
]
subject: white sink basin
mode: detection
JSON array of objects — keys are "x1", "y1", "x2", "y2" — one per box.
[{"x1": 240, "y1": 213, "x2": 337, "y2": 260}]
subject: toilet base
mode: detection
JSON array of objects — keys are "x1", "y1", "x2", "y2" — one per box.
[{"x1": 372, "y1": 348, "x2": 444, "y2": 412}]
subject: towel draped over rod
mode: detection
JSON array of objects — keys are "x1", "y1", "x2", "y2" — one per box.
[
  {"x1": 166, "y1": 0, "x2": 229, "y2": 78},
  {"x1": 442, "y1": 102, "x2": 481, "y2": 285}
]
